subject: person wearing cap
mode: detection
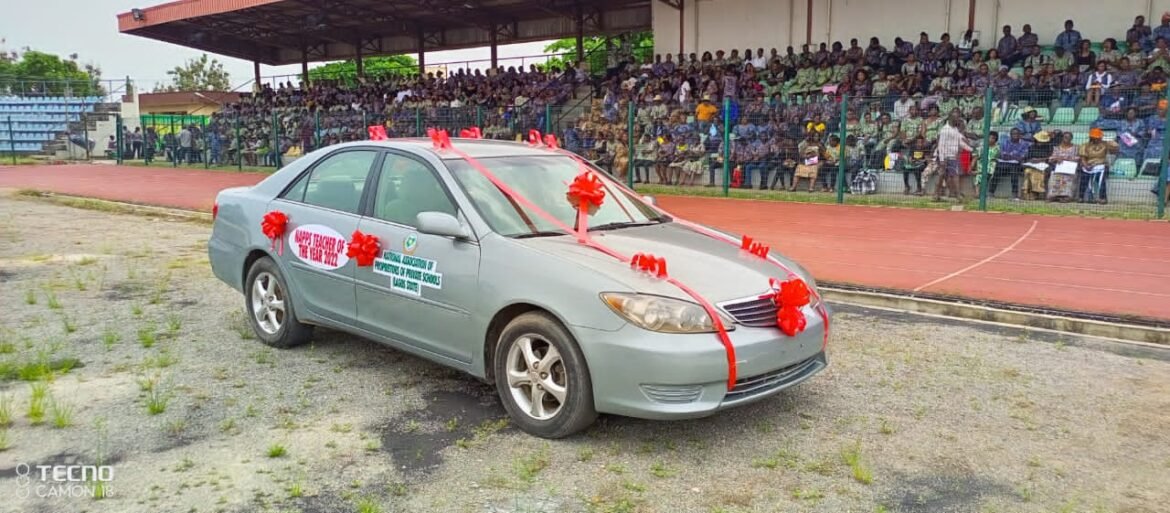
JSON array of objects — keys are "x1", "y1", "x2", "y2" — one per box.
[
  {"x1": 1078, "y1": 128, "x2": 1118, "y2": 203},
  {"x1": 1021, "y1": 130, "x2": 1056, "y2": 200},
  {"x1": 695, "y1": 96, "x2": 718, "y2": 126},
  {"x1": 1014, "y1": 107, "x2": 1043, "y2": 141}
]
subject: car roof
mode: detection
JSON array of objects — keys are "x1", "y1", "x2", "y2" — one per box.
[{"x1": 333, "y1": 138, "x2": 570, "y2": 161}]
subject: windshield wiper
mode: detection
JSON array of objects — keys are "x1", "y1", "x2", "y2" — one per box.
[
  {"x1": 513, "y1": 230, "x2": 568, "y2": 239},
  {"x1": 588, "y1": 219, "x2": 666, "y2": 232}
]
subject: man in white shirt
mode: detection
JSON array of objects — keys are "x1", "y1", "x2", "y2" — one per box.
[
  {"x1": 935, "y1": 115, "x2": 973, "y2": 201},
  {"x1": 750, "y1": 48, "x2": 767, "y2": 70},
  {"x1": 893, "y1": 92, "x2": 914, "y2": 119}
]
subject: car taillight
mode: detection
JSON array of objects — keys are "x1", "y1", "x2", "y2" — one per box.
[{"x1": 212, "y1": 202, "x2": 218, "y2": 220}]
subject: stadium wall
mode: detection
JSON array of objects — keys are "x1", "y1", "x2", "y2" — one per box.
[{"x1": 653, "y1": 0, "x2": 1170, "y2": 57}]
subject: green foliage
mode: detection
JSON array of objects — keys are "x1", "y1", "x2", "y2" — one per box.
[
  {"x1": 539, "y1": 32, "x2": 654, "y2": 73},
  {"x1": 0, "y1": 49, "x2": 103, "y2": 96},
  {"x1": 154, "y1": 54, "x2": 231, "y2": 92},
  {"x1": 308, "y1": 55, "x2": 419, "y2": 83}
]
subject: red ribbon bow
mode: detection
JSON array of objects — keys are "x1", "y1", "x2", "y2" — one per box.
[
  {"x1": 346, "y1": 230, "x2": 381, "y2": 267},
  {"x1": 543, "y1": 134, "x2": 559, "y2": 149},
  {"x1": 427, "y1": 128, "x2": 452, "y2": 149},
  {"x1": 566, "y1": 170, "x2": 606, "y2": 241},
  {"x1": 367, "y1": 125, "x2": 388, "y2": 140},
  {"x1": 740, "y1": 235, "x2": 770, "y2": 258},
  {"x1": 459, "y1": 126, "x2": 483, "y2": 139},
  {"x1": 527, "y1": 129, "x2": 543, "y2": 146},
  {"x1": 770, "y1": 277, "x2": 812, "y2": 336},
  {"x1": 260, "y1": 211, "x2": 289, "y2": 255},
  {"x1": 630, "y1": 252, "x2": 668, "y2": 278}
]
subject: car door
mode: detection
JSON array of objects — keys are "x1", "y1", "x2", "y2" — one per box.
[
  {"x1": 269, "y1": 148, "x2": 379, "y2": 324},
  {"x1": 353, "y1": 150, "x2": 481, "y2": 364}
]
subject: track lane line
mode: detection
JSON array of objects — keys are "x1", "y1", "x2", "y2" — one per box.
[{"x1": 913, "y1": 221, "x2": 1039, "y2": 293}]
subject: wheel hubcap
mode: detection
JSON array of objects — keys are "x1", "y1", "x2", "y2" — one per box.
[
  {"x1": 251, "y1": 272, "x2": 285, "y2": 335},
  {"x1": 505, "y1": 335, "x2": 567, "y2": 420}
]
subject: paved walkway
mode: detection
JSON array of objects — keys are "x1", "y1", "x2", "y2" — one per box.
[{"x1": 3, "y1": 164, "x2": 1168, "y2": 322}]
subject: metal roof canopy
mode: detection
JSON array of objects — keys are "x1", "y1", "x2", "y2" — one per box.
[{"x1": 117, "y1": 0, "x2": 651, "y2": 66}]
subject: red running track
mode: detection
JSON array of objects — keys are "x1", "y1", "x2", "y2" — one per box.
[{"x1": 3, "y1": 164, "x2": 1168, "y2": 321}]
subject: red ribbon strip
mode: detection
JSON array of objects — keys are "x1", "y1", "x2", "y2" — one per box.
[
  {"x1": 527, "y1": 129, "x2": 543, "y2": 146},
  {"x1": 630, "y1": 253, "x2": 668, "y2": 278},
  {"x1": 260, "y1": 211, "x2": 289, "y2": 256},
  {"x1": 368, "y1": 125, "x2": 388, "y2": 140},
  {"x1": 459, "y1": 126, "x2": 483, "y2": 139},
  {"x1": 346, "y1": 230, "x2": 381, "y2": 267},
  {"x1": 427, "y1": 128, "x2": 739, "y2": 388},
  {"x1": 426, "y1": 127, "x2": 452, "y2": 149},
  {"x1": 543, "y1": 134, "x2": 559, "y2": 149},
  {"x1": 740, "y1": 235, "x2": 770, "y2": 258}
]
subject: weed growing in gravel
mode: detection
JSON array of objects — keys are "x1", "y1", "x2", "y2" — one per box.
[
  {"x1": 364, "y1": 439, "x2": 382, "y2": 452},
  {"x1": 515, "y1": 447, "x2": 550, "y2": 483},
  {"x1": 605, "y1": 463, "x2": 628, "y2": 475},
  {"x1": 44, "y1": 290, "x2": 61, "y2": 310},
  {"x1": 791, "y1": 487, "x2": 825, "y2": 501},
  {"x1": 219, "y1": 418, "x2": 238, "y2": 435},
  {"x1": 137, "y1": 373, "x2": 160, "y2": 392},
  {"x1": 229, "y1": 310, "x2": 255, "y2": 340},
  {"x1": 287, "y1": 481, "x2": 304, "y2": 498},
  {"x1": 649, "y1": 461, "x2": 676, "y2": 478},
  {"x1": 355, "y1": 497, "x2": 384, "y2": 513},
  {"x1": 25, "y1": 289, "x2": 36, "y2": 305},
  {"x1": 27, "y1": 382, "x2": 49, "y2": 425},
  {"x1": 165, "y1": 314, "x2": 182, "y2": 335},
  {"x1": 149, "y1": 272, "x2": 171, "y2": 305},
  {"x1": 445, "y1": 418, "x2": 459, "y2": 432},
  {"x1": 60, "y1": 315, "x2": 77, "y2": 334},
  {"x1": 131, "y1": 303, "x2": 143, "y2": 317},
  {"x1": 577, "y1": 448, "x2": 595, "y2": 462},
  {"x1": 404, "y1": 419, "x2": 421, "y2": 433},
  {"x1": 101, "y1": 329, "x2": 120, "y2": 351},
  {"x1": 267, "y1": 443, "x2": 287, "y2": 458},
  {"x1": 145, "y1": 386, "x2": 169, "y2": 415},
  {"x1": 137, "y1": 324, "x2": 157, "y2": 348},
  {"x1": 841, "y1": 442, "x2": 874, "y2": 484},
  {"x1": 0, "y1": 394, "x2": 12, "y2": 427},
  {"x1": 0, "y1": 429, "x2": 9, "y2": 451},
  {"x1": 0, "y1": 341, "x2": 13, "y2": 354},
  {"x1": 50, "y1": 399, "x2": 74, "y2": 428},
  {"x1": 253, "y1": 349, "x2": 274, "y2": 365},
  {"x1": 142, "y1": 350, "x2": 178, "y2": 369},
  {"x1": 164, "y1": 418, "x2": 187, "y2": 437},
  {"x1": 879, "y1": 418, "x2": 896, "y2": 435}
]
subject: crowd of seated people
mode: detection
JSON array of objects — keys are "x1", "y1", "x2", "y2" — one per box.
[
  {"x1": 576, "y1": 15, "x2": 1170, "y2": 203},
  {"x1": 133, "y1": 64, "x2": 582, "y2": 166}
]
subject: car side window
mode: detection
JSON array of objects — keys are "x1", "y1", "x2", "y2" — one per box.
[
  {"x1": 372, "y1": 153, "x2": 456, "y2": 226},
  {"x1": 296, "y1": 150, "x2": 377, "y2": 214}
]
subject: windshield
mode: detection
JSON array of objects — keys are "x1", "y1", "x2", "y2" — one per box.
[{"x1": 447, "y1": 156, "x2": 667, "y2": 237}]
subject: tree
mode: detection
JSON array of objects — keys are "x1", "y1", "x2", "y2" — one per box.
[
  {"x1": 0, "y1": 46, "x2": 103, "y2": 96},
  {"x1": 539, "y1": 31, "x2": 654, "y2": 73},
  {"x1": 308, "y1": 55, "x2": 419, "y2": 83},
  {"x1": 156, "y1": 54, "x2": 231, "y2": 92}
]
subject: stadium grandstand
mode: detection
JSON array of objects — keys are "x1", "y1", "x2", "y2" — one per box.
[{"x1": 5, "y1": 0, "x2": 1168, "y2": 218}]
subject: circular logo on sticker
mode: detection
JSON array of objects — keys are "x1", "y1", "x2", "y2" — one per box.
[{"x1": 403, "y1": 233, "x2": 418, "y2": 254}]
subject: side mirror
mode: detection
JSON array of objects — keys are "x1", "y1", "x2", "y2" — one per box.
[
  {"x1": 416, "y1": 212, "x2": 470, "y2": 240},
  {"x1": 642, "y1": 195, "x2": 657, "y2": 206}
]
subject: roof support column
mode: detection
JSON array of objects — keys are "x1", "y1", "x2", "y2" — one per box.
[
  {"x1": 253, "y1": 61, "x2": 261, "y2": 90},
  {"x1": 417, "y1": 30, "x2": 426, "y2": 76},
  {"x1": 355, "y1": 40, "x2": 365, "y2": 78},
  {"x1": 575, "y1": 6, "x2": 585, "y2": 63},
  {"x1": 490, "y1": 24, "x2": 499, "y2": 70},
  {"x1": 301, "y1": 49, "x2": 309, "y2": 87}
]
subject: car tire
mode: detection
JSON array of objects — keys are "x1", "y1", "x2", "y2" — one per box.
[
  {"x1": 493, "y1": 312, "x2": 597, "y2": 439},
  {"x1": 244, "y1": 257, "x2": 312, "y2": 349}
]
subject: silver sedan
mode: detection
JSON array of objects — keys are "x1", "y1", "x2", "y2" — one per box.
[{"x1": 208, "y1": 139, "x2": 830, "y2": 438}]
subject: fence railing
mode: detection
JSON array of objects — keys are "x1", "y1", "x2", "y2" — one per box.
[{"x1": 100, "y1": 86, "x2": 1170, "y2": 219}]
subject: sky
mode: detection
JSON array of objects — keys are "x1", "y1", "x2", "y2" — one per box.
[{"x1": 1, "y1": 0, "x2": 555, "y2": 91}]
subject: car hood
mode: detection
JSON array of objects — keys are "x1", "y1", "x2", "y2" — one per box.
[{"x1": 516, "y1": 222, "x2": 811, "y2": 303}]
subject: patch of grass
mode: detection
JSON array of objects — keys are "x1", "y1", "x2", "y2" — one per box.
[
  {"x1": 44, "y1": 290, "x2": 61, "y2": 310},
  {"x1": 355, "y1": 497, "x2": 384, "y2": 513},
  {"x1": 137, "y1": 324, "x2": 157, "y2": 348},
  {"x1": 101, "y1": 329, "x2": 120, "y2": 351},
  {"x1": 649, "y1": 461, "x2": 676, "y2": 478},
  {"x1": 165, "y1": 314, "x2": 182, "y2": 335},
  {"x1": 229, "y1": 310, "x2": 255, "y2": 340},
  {"x1": 287, "y1": 481, "x2": 304, "y2": 498},
  {"x1": 0, "y1": 429, "x2": 9, "y2": 451},
  {"x1": 60, "y1": 315, "x2": 77, "y2": 334},
  {"x1": 0, "y1": 394, "x2": 12, "y2": 427},
  {"x1": 149, "y1": 272, "x2": 172, "y2": 305},
  {"x1": 577, "y1": 447, "x2": 595, "y2": 462},
  {"x1": 142, "y1": 350, "x2": 178, "y2": 369},
  {"x1": 50, "y1": 399, "x2": 74, "y2": 428},
  {"x1": 253, "y1": 349, "x2": 274, "y2": 365},
  {"x1": 364, "y1": 439, "x2": 382, "y2": 452},
  {"x1": 266, "y1": 443, "x2": 287, "y2": 458},
  {"x1": 841, "y1": 442, "x2": 874, "y2": 485},
  {"x1": 24, "y1": 289, "x2": 36, "y2": 305},
  {"x1": 444, "y1": 417, "x2": 459, "y2": 432},
  {"x1": 403, "y1": 419, "x2": 420, "y2": 433},
  {"x1": 77, "y1": 256, "x2": 98, "y2": 266},
  {"x1": 219, "y1": 418, "x2": 238, "y2": 435},
  {"x1": 388, "y1": 481, "x2": 408, "y2": 497},
  {"x1": 27, "y1": 382, "x2": 49, "y2": 425},
  {"x1": 164, "y1": 418, "x2": 187, "y2": 437},
  {"x1": 131, "y1": 303, "x2": 143, "y2": 317},
  {"x1": 753, "y1": 448, "x2": 800, "y2": 470},
  {"x1": 878, "y1": 418, "x2": 896, "y2": 435},
  {"x1": 605, "y1": 463, "x2": 628, "y2": 475},
  {"x1": 515, "y1": 447, "x2": 550, "y2": 483},
  {"x1": 791, "y1": 487, "x2": 825, "y2": 501},
  {"x1": 0, "y1": 341, "x2": 13, "y2": 354},
  {"x1": 145, "y1": 386, "x2": 169, "y2": 415}
]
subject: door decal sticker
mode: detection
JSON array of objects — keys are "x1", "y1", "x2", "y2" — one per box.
[
  {"x1": 289, "y1": 224, "x2": 350, "y2": 270},
  {"x1": 373, "y1": 249, "x2": 443, "y2": 297}
]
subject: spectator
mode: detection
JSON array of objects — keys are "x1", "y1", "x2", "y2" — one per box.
[
  {"x1": 1078, "y1": 128, "x2": 1118, "y2": 203},
  {"x1": 1015, "y1": 107, "x2": 1043, "y2": 140},
  {"x1": 1021, "y1": 130, "x2": 1055, "y2": 200},
  {"x1": 935, "y1": 114, "x2": 972, "y2": 201},
  {"x1": 1086, "y1": 61, "x2": 1114, "y2": 106},
  {"x1": 792, "y1": 131, "x2": 823, "y2": 192},
  {"x1": 178, "y1": 125, "x2": 193, "y2": 165},
  {"x1": 1154, "y1": 13, "x2": 1170, "y2": 50},
  {"x1": 1074, "y1": 39, "x2": 1097, "y2": 71},
  {"x1": 899, "y1": 135, "x2": 929, "y2": 195},
  {"x1": 1056, "y1": 20, "x2": 1083, "y2": 53},
  {"x1": 1047, "y1": 130, "x2": 1079, "y2": 202},
  {"x1": 993, "y1": 127, "x2": 1031, "y2": 200},
  {"x1": 957, "y1": 30, "x2": 979, "y2": 61},
  {"x1": 996, "y1": 25, "x2": 1019, "y2": 67},
  {"x1": 1018, "y1": 24, "x2": 1039, "y2": 55},
  {"x1": 1129, "y1": 15, "x2": 1153, "y2": 51}
]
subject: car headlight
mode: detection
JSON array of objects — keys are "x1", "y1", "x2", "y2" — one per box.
[{"x1": 601, "y1": 293, "x2": 735, "y2": 334}]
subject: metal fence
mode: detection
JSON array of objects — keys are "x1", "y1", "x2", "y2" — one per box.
[{"x1": 104, "y1": 85, "x2": 1169, "y2": 219}]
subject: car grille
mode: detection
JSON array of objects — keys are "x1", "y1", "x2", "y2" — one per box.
[
  {"x1": 723, "y1": 355, "x2": 824, "y2": 403},
  {"x1": 719, "y1": 294, "x2": 778, "y2": 327}
]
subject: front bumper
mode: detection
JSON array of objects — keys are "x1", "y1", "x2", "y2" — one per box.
[{"x1": 573, "y1": 306, "x2": 829, "y2": 420}]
